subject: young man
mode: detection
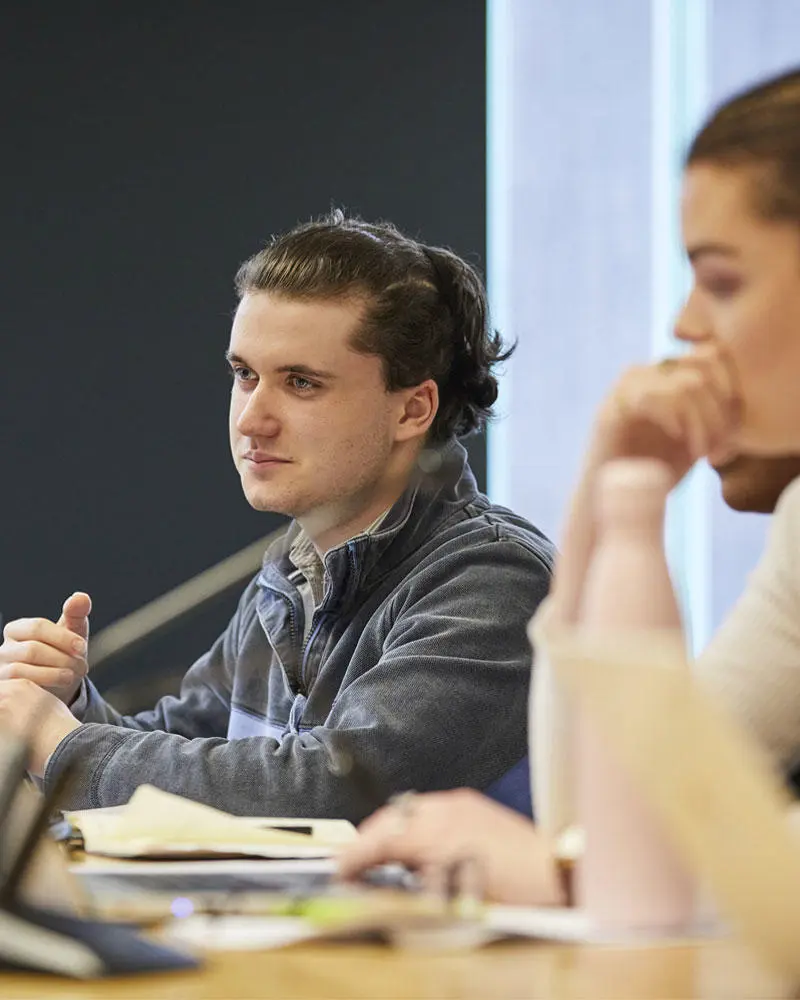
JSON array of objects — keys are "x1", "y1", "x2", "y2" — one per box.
[{"x1": 0, "y1": 212, "x2": 554, "y2": 818}]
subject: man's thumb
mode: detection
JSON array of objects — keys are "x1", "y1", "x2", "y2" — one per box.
[{"x1": 58, "y1": 592, "x2": 92, "y2": 641}]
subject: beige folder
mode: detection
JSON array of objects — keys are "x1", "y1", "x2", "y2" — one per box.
[
  {"x1": 543, "y1": 625, "x2": 800, "y2": 979},
  {"x1": 65, "y1": 785, "x2": 356, "y2": 859}
]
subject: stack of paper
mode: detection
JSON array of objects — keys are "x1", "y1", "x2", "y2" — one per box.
[{"x1": 66, "y1": 785, "x2": 356, "y2": 860}]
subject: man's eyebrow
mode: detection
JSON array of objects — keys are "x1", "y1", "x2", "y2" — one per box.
[
  {"x1": 224, "y1": 352, "x2": 336, "y2": 380},
  {"x1": 275, "y1": 363, "x2": 337, "y2": 381},
  {"x1": 687, "y1": 242, "x2": 740, "y2": 263}
]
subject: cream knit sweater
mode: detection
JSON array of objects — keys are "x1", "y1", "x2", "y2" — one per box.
[
  {"x1": 697, "y1": 476, "x2": 800, "y2": 771},
  {"x1": 530, "y1": 474, "x2": 800, "y2": 838}
]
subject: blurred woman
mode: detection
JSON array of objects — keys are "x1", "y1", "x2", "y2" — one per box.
[{"x1": 338, "y1": 68, "x2": 800, "y2": 904}]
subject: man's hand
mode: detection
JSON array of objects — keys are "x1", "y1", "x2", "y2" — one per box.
[
  {"x1": 0, "y1": 592, "x2": 92, "y2": 704},
  {"x1": 0, "y1": 679, "x2": 81, "y2": 776}
]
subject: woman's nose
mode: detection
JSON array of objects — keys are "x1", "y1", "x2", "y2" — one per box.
[{"x1": 674, "y1": 291, "x2": 712, "y2": 345}]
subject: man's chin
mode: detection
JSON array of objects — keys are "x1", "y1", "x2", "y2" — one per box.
[{"x1": 242, "y1": 487, "x2": 293, "y2": 515}]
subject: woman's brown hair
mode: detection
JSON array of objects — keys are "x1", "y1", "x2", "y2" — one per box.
[{"x1": 687, "y1": 68, "x2": 800, "y2": 222}]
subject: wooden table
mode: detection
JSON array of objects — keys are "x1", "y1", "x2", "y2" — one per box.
[{"x1": 1, "y1": 936, "x2": 795, "y2": 999}]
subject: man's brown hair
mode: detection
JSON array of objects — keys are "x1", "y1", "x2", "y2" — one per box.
[{"x1": 235, "y1": 210, "x2": 512, "y2": 441}]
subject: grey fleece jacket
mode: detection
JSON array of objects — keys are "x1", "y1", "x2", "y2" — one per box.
[{"x1": 45, "y1": 440, "x2": 554, "y2": 821}]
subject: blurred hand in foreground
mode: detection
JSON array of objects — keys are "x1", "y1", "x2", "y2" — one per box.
[{"x1": 337, "y1": 788, "x2": 565, "y2": 906}]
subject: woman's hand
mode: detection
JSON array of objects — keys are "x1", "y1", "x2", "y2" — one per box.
[
  {"x1": 591, "y1": 345, "x2": 742, "y2": 483},
  {"x1": 550, "y1": 345, "x2": 741, "y2": 624},
  {"x1": 337, "y1": 789, "x2": 565, "y2": 906}
]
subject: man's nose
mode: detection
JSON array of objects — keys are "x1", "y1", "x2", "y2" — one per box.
[{"x1": 235, "y1": 386, "x2": 280, "y2": 437}]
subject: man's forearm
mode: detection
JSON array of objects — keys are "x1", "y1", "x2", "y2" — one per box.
[{"x1": 44, "y1": 723, "x2": 380, "y2": 820}]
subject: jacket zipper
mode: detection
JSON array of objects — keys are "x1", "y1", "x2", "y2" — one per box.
[
  {"x1": 299, "y1": 613, "x2": 325, "y2": 693},
  {"x1": 299, "y1": 541, "x2": 358, "y2": 692}
]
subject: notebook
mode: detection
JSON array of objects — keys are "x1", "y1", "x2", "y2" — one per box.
[{"x1": 65, "y1": 784, "x2": 356, "y2": 860}]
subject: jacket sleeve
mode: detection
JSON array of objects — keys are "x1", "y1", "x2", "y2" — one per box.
[
  {"x1": 44, "y1": 537, "x2": 552, "y2": 820},
  {"x1": 67, "y1": 580, "x2": 262, "y2": 739},
  {"x1": 696, "y1": 476, "x2": 800, "y2": 770}
]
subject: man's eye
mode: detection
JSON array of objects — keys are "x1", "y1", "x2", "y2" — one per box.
[
  {"x1": 289, "y1": 375, "x2": 316, "y2": 391},
  {"x1": 230, "y1": 365, "x2": 255, "y2": 383}
]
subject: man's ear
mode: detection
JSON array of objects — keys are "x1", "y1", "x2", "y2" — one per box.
[{"x1": 394, "y1": 379, "x2": 439, "y2": 442}]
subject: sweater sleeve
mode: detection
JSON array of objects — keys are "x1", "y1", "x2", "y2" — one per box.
[{"x1": 696, "y1": 476, "x2": 800, "y2": 770}]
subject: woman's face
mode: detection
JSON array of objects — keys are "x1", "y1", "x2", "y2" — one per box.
[{"x1": 679, "y1": 162, "x2": 800, "y2": 452}]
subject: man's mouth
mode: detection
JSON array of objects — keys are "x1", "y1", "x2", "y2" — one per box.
[{"x1": 243, "y1": 453, "x2": 291, "y2": 464}]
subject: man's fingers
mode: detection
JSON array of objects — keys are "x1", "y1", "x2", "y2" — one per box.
[
  {"x1": 0, "y1": 663, "x2": 77, "y2": 690},
  {"x1": 57, "y1": 592, "x2": 92, "y2": 641},
  {"x1": 3, "y1": 618, "x2": 87, "y2": 657},
  {"x1": 0, "y1": 639, "x2": 83, "y2": 673}
]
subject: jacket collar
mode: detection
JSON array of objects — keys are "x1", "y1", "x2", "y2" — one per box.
[{"x1": 258, "y1": 438, "x2": 478, "y2": 612}]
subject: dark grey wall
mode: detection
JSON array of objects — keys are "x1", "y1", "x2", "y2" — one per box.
[{"x1": 0, "y1": 2, "x2": 486, "y2": 689}]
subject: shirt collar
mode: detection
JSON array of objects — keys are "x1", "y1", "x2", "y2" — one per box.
[{"x1": 288, "y1": 507, "x2": 391, "y2": 578}]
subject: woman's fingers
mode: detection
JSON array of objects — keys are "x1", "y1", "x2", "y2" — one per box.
[
  {"x1": 337, "y1": 789, "x2": 566, "y2": 907},
  {"x1": 598, "y1": 351, "x2": 740, "y2": 473},
  {"x1": 676, "y1": 372, "x2": 730, "y2": 459},
  {"x1": 338, "y1": 798, "x2": 447, "y2": 878}
]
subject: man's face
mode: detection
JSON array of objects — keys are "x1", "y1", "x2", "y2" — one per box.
[
  {"x1": 713, "y1": 454, "x2": 800, "y2": 513},
  {"x1": 228, "y1": 292, "x2": 415, "y2": 543}
]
